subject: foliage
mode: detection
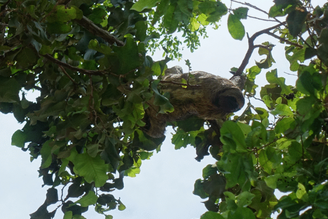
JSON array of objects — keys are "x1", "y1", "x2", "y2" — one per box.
[{"x1": 1, "y1": 0, "x2": 328, "y2": 219}]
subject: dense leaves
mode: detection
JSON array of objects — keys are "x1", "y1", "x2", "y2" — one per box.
[{"x1": 2, "y1": 0, "x2": 328, "y2": 219}]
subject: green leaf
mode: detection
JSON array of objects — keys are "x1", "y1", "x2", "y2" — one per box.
[
  {"x1": 47, "y1": 22, "x2": 72, "y2": 34},
  {"x1": 203, "y1": 174, "x2": 226, "y2": 198},
  {"x1": 41, "y1": 140, "x2": 53, "y2": 168},
  {"x1": 88, "y1": 39, "x2": 112, "y2": 55},
  {"x1": 151, "y1": 80, "x2": 174, "y2": 113},
  {"x1": 275, "y1": 117, "x2": 295, "y2": 134},
  {"x1": 264, "y1": 175, "x2": 280, "y2": 189},
  {"x1": 202, "y1": 164, "x2": 218, "y2": 179},
  {"x1": 11, "y1": 130, "x2": 27, "y2": 148},
  {"x1": 227, "y1": 13, "x2": 245, "y2": 40},
  {"x1": 236, "y1": 191, "x2": 255, "y2": 207},
  {"x1": 47, "y1": 5, "x2": 83, "y2": 23},
  {"x1": 15, "y1": 47, "x2": 38, "y2": 69},
  {"x1": 200, "y1": 211, "x2": 225, "y2": 219},
  {"x1": 176, "y1": 116, "x2": 204, "y2": 132},
  {"x1": 232, "y1": 207, "x2": 256, "y2": 219},
  {"x1": 45, "y1": 188, "x2": 58, "y2": 205},
  {"x1": 296, "y1": 71, "x2": 322, "y2": 96},
  {"x1": 287, "y1": 9, "x2": 308, "y2": 37},
  {"x1": 63, "y1": 211, "x2": 73, "y2": 219},
  {"x1": 189, "y1": 17, "x2": 200, "y2": 31},
  {"x1": 233, "y1": 7, "x2": 248, "y2": 19},
  {"x1": 217, "y1": 153, "x2": 252, "y2": 189},
  {"x1": 295, "y1": 183, "x2": 307, "y2": 199},
  {"x1": 72, "y1": 153, "x2": 109, "y2": 187},
  {"x1": 271, "y1": 104, "x2": 293, "y2": 116},
  {"x1": 118, "y1": 200, "x2": 126, "y2": 211},
  {"x1": 287, "y1": 141, "x2": 302, "y2": 163},
  {"x1": 132, "y1": 130, "x2": 164, "y2": 150},
  {"x1": 163, "y1": 5, "x2": 179, "y2": 33},
  {"x1": 220, "y1": 121, "x2": 247, "y2": 152},
  {"x1": 296, "y1": 96, "x2": 316, "y2": 115},
  {"x1": 266, "y1": 69, "x2": 291, "y2": 94},
  {"x1": 199, "y1": 1, "x2": 216, "y2": 14},
  {"x1": 259, "y1": 146, "x2": 281, "y2": 174},
  {"x1": 77, "y1": 191, "x2": 98, "y2": 207},
  {"x1": 193, "y1": 179, "x2": 208, "y2": 199},
  {"x1": 88, "y1": 7, "x2": 107, "y2": 24},
  {"x1": 135, "y1": 21, "x2": 147, "y2": 41},
  {"x1": 206, "y1": 2, "x2": 228, "y2": 22},
  {"x1": 245, "y1": 122, "x2": 267, "y2": 148},
  {"x1": 113, "y1": 37, "x2": 140, "y2": 74},
  {"x1": 131, "y1": 0, "x2": 160, "y2": 12}
]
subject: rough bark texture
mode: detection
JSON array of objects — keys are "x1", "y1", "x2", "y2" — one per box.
[{"x1": 143, "y1": 66, "x2": 245, "y2": 138}]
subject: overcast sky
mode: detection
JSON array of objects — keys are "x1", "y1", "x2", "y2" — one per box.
[{"x1": 0, "y1": 1, "x2": 326, "y2": 219}]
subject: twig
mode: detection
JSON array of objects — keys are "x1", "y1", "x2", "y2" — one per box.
[
  {"x1": 283, "y1": 71, "x2": 297, "y2": 76},
  {"x1": 42, "y1": 54, "x2": 106, "y2": 76},
  {"x1": 254, "y1": 44, "x2": 274, "y2": 50},
  {"x1": 159, "y1": 80, "x2": 202, "y2": 88},
  {"x1": 75, "y1": 16, "x2": 124, "y2": 46},
  {"x1": 88, "y1": 75, "x2": 96, "y2": 124},
  {"x1": 265, "y1": 31, "x2": 303, "y2": 48},
  {"x1": 231, "y1": 0, "x2": 285, "y2": 25},
  {"x1": 58, "y1": 65, "x2": 78, "y2": 85},
  {"x1": 247, "y1": 15, "x2": 277, "y2": 22}
]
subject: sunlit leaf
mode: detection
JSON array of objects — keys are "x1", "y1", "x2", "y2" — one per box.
[
  {"x1": 200, "y1": 211, "x2": 225, "y2": 219},
  {"x1": 131, "y1": 0, "x2": 160, "y2": 12},
  {"x1": 77, "y1": 191, "x2": 98, "y2": 207},
  {"x1": 227, "y1": 14, "x2": 245, "y2": 40},
  {"x1": 72, "y1": 153, "x2": 109, "y2": 187}
]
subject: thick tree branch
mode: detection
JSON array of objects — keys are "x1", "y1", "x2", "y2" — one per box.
[{"x1": 75, "y1": 16, "x2": 125, "y2": 47}]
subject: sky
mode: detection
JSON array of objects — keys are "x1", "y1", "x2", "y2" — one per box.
[{"x1": 0, "y1": 1, "x2": 326, "y2": 219}]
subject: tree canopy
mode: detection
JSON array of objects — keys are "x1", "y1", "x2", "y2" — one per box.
[{"x1": 1, "y1": 0, "x2": 328, "y2": 218}]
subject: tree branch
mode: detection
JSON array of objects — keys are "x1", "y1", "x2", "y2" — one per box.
[
  {"x1": 231, "y1": 22, "x2": 286, "y2": 78},
  {"x1": 231, "y1": 0, "x2": 285, "y2": 25},
  {"x1": 265, "y1": 31, "x2": 303, "y2": 48},
  {"x1": 74, "y1": 16, "x2": 125, "y2": 47},
  {"x1": 42, "y1": 54, "x2": 106, "y2": 76},
  {"x1": 159, "y1": 80, "x2": 201, "y2": 88},
  {"x1": 247, "y1": 15, "x2": 277, "y2": 22},
  {"x1": 58, "y1": 65, "x2": 78, "y2": 85}
]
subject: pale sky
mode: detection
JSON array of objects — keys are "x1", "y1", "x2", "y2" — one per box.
[{"x1": 0, "y1": 1, "x2": 325, "y2": 219}]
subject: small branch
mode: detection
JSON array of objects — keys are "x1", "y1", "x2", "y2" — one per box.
[
  {"x1": 159, "y1": 80, "x2": 202, "y2": 88},
  {"x1": 231, "y1": 0, "x2": 285, "y2": 25},
  {"x1": 88, "y1": 75, "x2": 96, "y2": 124},
  {"x1": 75, "y1": 16, "x2": 124, "y2": 47},
  {"x1": 58, "y1": 65, "x2": 78, "y2": 85},
  {"x1": 232, "y1": 22, "x2": 286, "y2": 77},
  {"x1": 247, "y1": 15, "x2": 277, "y2": 22},
  {"x1": 42, "y1": 54, "x2": 106, "y2": 76},
  {"x1": 265, "y1": 32, "x2": 303, "y2": 48},
  {"x1": 254, "y1": 44, "x2": 274, "y2": 50},
  {"x1": 283, "y1": 71, "x2": 297, "y2": 76}
]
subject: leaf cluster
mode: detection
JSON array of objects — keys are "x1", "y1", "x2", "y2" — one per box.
[
  {"x1": 0, "y1": 0, "x2": 223, "y2": 218},
  {"x1": 192, "y1": 1, "x2": 328, "y2": 219},
  {"x1": 2, "y1": 0, "x2": 328, "y2": 219}
]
